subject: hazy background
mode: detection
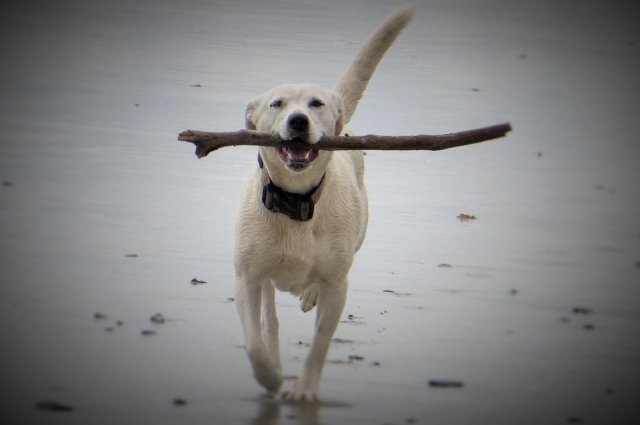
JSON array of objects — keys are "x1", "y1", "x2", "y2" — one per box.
[{"x1": 1, "y1": 0, "x2": 639, "y2": 424}]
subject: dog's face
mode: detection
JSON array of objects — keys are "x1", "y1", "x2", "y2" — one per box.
[{"x1": 245, "y1": 83, "x2": 343, "y2": 172}]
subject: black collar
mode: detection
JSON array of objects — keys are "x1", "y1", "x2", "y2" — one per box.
[{"x1": 257, "y1": 154, "x2": 324, "y2": 222}]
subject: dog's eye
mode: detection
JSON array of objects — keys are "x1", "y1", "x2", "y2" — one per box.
[
  {"x1": 269, "y1": 100, "x2": 283, "y2": 108},
  {"x1": 309, "y1": 99, "x2": 324, "y2": 108}
]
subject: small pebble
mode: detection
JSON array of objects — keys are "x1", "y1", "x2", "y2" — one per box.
[
  {"x1": 173, "y1": 398, "x2": 188, "y2": 406},
  {"x1": 150, "y1": 313, "x2": 165, "y2": 324},
  {"x1": 93, "y1": 312, "x2": 108, "y2": 320},
  {"x1": 125, "y1": 253, "x2": 138, "y2": 258},
  {"x1": 583, "y1": 323, "x2": 595, "y2": 331},
  {"x1": 226, "y1": 297, "x2": 235, "y2": 302},
  {"x1": 348, "y1": 354, "x2": 364, "y2": 361},
  {"x1": 437, "y1": 263, "x2": 452, "y2": 268},
  {"x1": 190, "y1": 278, "x2": 207, "y2": 285},
  {"x1": 428, "y1": 379, "x2": 464, "y2": 388},
  {"x1": 2, "y1": 181, "x2": 14, "y2": 187},
  {"x1": 35, "y1": 401, "x2": 74, "y2": 412},
  {"x1": 141, "y1": 330, "x2": 157, "y2": 336},
  {"x1": 572, "y1": 307, "x2": 594, "y2": 315},
  {"x1": 566, "y1": 417, "x2": 585, "y2": 424}
]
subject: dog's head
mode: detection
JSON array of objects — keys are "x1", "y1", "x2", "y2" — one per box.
[{"x1": 245, "y1": 83, "x2": 343, "y2": 173}]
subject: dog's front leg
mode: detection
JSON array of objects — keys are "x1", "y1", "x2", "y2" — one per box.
[
  {"x1": 285, "y1": 278, "x2": 348, "y2": 402},
  {"x1": 235, "y1": 275, "x2": 283, "y2": 394}
]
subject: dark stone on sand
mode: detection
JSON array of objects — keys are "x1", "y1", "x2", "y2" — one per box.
[
  {"x1": 173, "y1": 398, "x2": 188, "y2": 406},
  {"x1": 428, "y1": 379, "x2": 464, "y2": 388},
  {"x1": 191, "y1": 277, "x2": 207, "y2": 285},
  {"x1": 35, "y1": 400, "x2": 74, "y2": 412}
]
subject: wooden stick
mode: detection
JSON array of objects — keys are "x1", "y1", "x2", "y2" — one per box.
[{"x1": 178, "y1": 122, "x2": 512, "y2": 158}]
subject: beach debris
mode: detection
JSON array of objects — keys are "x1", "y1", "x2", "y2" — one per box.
[
  {"x1": 332, "y1": 338, "x2": 354, "y2": 344},
  {"x1": 437, "y1": 263, "x2": 452, "y2": 268},
  {"x1": 348, "y1": 354, "x2": 365, "y2": 361},
  {"x1": 150, "y1": 313, "x2": 165, "y2": 324},
  {"x1": 382, "y1": 289, "x2": 411, "y2": 296},
  {"x1": 93, "y1": 312, "x2": 108, "y2": 320},
  {"x1": 124, "y1": 253, "x2": 138, "y2": 258},
  {"x1": 173, "y1": 398, "x2": 188, "y2": 406},
  {"x1": 428, "y1": 379, "x2": 464, "y2": 388},
  {"x1": 190, "y1": 277, "x2": 207, "y2": 285},
  {"x1": 35, "y1": 400, "x2": 74, "y2": 413},
  {"x1": 190, "y1": 83, "x2": 202, "y2": 87},
  {"x1": 572, "y1": 307, "x2": 594, "y2": 315},
  {"x1": 456, "y1": 213, "x2": 476, "y2": 221},
  {"x1": 141, "y1": 330, "x2": 157, "y2": 336}
]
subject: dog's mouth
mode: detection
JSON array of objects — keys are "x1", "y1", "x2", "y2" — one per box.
[{"x1": 276, "y1": 142, "x2": 319, "y2": 171}]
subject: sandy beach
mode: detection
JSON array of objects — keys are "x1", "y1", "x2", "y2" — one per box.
[{"x1": 1, "y1": 0, "x2": 639, "y2": 424}]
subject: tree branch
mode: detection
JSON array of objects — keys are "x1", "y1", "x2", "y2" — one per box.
[{"x1": 178, "y1": 122, "x2": 512, "y2": 158}]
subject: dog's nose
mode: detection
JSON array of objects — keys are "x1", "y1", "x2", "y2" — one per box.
[{"x1": 287, "y1": 113, "x2": 309, "y2": 136}]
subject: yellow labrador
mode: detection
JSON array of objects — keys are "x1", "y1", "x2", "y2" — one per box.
[{"x1": 234, "y1": 6, "x2": 413, "y2": 401}]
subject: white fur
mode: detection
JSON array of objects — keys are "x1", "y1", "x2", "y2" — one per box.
[{"x1": 233, "y1": 6, "x2": 413, "y2": 402}]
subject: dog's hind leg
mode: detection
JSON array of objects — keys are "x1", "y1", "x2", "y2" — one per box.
[
  {"x1": 284, "y1": 278, "x2": 348, "y2": 402},
  {"x1": 235, "y1": 275, "x2": 283, "y2": 394}
]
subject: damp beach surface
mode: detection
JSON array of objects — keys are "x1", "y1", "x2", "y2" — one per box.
[{"x1": 1, "y1": 0, "x2": 639, "y2": 424}]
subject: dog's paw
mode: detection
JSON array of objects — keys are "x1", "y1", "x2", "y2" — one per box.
[
  {"x1": 299, "y1": 285, "x2": 319, "y2": 313},
  {"x1": 281, "y1": 388, "x2": 319, "y2": 403},
  {"x1": 281, "y1": 376, "x2": 320, "y2": 402},
  {"x1": 249, "y1": 350, "x2": 283, "y2": 394},
  {"x1": 253, "y1": 364, "x2": 283, "y2": 394}
]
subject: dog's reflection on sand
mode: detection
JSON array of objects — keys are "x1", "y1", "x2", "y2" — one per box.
[{"x1": 250, "y1": 395, "x2": 351, "y2": 425}]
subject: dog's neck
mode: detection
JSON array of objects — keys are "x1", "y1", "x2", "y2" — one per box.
[
  {"x1": 257, "y1": 147, "x2": 329, "y2": 194},
  {"x1": 257, "y1": 153, "x2": 325, "y2": 221}
]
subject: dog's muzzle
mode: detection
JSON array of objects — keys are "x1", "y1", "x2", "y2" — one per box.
[{"x1": 278, "y1": 113, "x2": 319, "y2": 171}]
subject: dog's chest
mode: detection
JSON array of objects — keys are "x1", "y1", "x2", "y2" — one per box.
[{"x1": 266, "y1": 229, "x2": 332, "y2": 294}]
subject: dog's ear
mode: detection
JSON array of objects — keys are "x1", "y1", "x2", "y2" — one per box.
[
  {"x1": 245, "y1": 98, "x2": 259, "y2": 130},
  {"x1": 329, "y1": 92, "x2": 344, "y2": 136}
]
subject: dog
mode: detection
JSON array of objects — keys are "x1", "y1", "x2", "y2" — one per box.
[{"x1": 234, "y1": 6, "x2": 413, "y2": 402}]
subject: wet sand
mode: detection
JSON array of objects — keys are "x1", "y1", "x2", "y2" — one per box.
[{"x1": 1, "y1": 0, "x2": 639, "y2": 424}]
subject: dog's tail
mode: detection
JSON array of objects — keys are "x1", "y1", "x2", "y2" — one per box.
[{"x1": 335, "y1": 5, "x2": 414, "y2": 125}]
